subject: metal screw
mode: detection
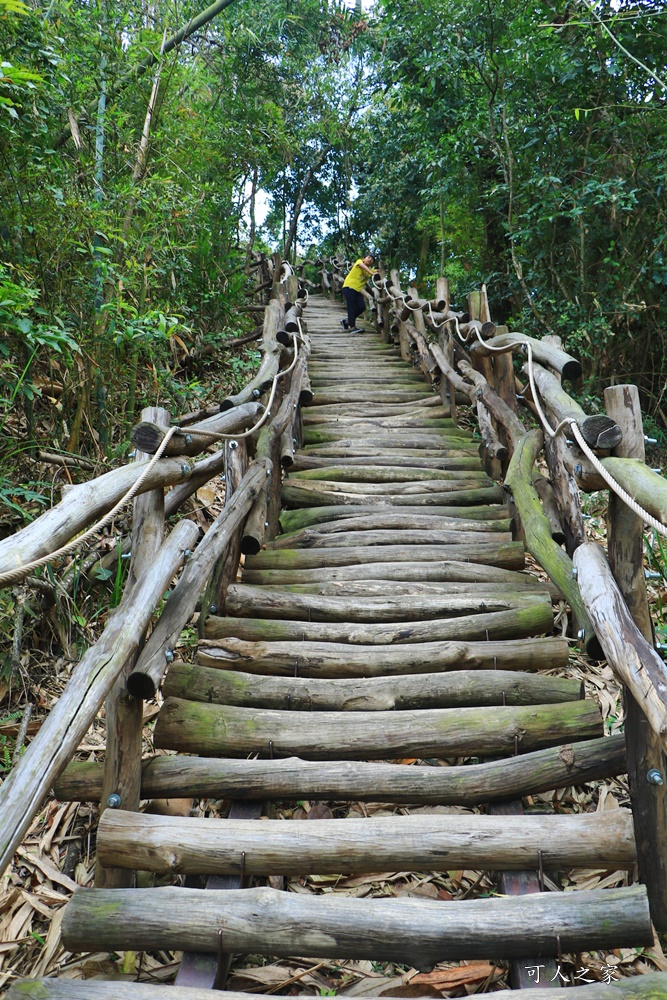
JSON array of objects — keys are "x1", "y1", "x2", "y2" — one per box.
[
  {"x1": 293, "y1": 402, "x2": 297, "y2": 409},
  {"x1": 209, "y1": 604, "x2": 218, "y2": 614},
  {"x1": 253, "y1": 388, "x2": 261, "y2": 398},
  {"x1": 128, "y1": 450, "x2": 136, "y2": 458},
  {"x1": 264, "y1": 521, "x2": 269, "y2": 528},
  {"x1": 165, "y1": 649, "x2": 174, "y2": 662},
  {"x1": 656, "y1": 642, "x2": 667, "y2": 652},
  {"x1": 571, "y1": 567, "x2": 578, "y2": 579},
  {"x1": 647, "y1": 769, "x2": 664, "y2": 785},
  {"x1": 574, "y1": 464, "x2": 582, "y2": 476},
  {"x1": 181, "y1": 463, "x2": 190, "y2": 475},
  {"x1": 646, "y1": 570, "x2": 661, "y2": 579},
  {"x1": 184, "y1": 548, "x2": 192, "y2": 558},
  {"x1": 645, "y1": 436, "x2": 658, "y2": 444},
  {"x1": 577, "y1": 628, "x2": 585, "y2": 640},
  {"x1": 266, "y1": 468, "x2": 271, "y2": 476},
  {"x1": 184, "y1": 434, "x2": 193, "y2": 445},
  {"x1": 107, "y1": 793, "x2": 121, "y2": 808},
  {"x1": 121, "y1": 552, "x2": 132, "y2": 560},
  {"x1": 229, "y1": 440, "x2": 238, "y2": 450},
  {"x1": 652, "y1": 468, "x2": 662, "y2": 474}
]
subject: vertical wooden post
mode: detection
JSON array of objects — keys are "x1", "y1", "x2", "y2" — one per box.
[
  {"x1": 96, "y1": 405, "x2": 168, "y2": 888},
  {"x1": 604, "y1": 384, "x2": 667, "y2": 930}
]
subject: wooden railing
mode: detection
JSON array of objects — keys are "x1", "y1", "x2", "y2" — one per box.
[
  {"x1": 364, "y1": 267, "x2": 667, "y2": 929},
  {"x1": 0, "y1": 256, "x2": 311, "y2": 885}
]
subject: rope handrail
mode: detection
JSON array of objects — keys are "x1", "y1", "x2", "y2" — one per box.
[{"x1": 0, "y1": 332, "x2": 300, "y2": 589}]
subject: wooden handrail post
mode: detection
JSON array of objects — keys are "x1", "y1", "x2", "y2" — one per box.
[
  {"x1": 96, "y1": 405, "x2": 169, "y2": 888},
  {"x1": 604, "y1": 383, "x2": 667, "y2": 930}
]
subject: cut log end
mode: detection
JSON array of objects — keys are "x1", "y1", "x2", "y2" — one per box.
[
  {"x1": 562, "y1": 359, "x2": 582, "y2": 381},
  {"x1": 126, "y1": 671, "x2": 157, "y2": 701}
]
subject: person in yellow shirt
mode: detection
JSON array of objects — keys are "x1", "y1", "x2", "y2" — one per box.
[{"x1": 341, "y1": 253, "x2": 377, "y2": 334}]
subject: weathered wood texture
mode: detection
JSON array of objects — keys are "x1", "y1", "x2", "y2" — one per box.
[
  {"x1": 164, "y1": 661, "x2": 582, "y2": 709},
  {"x1": 244, "y1": 541, "x2": 525, "y2": 571},
  {"x1": 127, "y1": 459, "x2": 271, "y2": 700},
  {"x1": 130, "y1": 401, "x2": 263, "y2": 456},
  {"x1": 224, "y1": 583, "x2": 550, "y2": 623},
  {"x1": 61, "y1": 885, "x2": 652, "y2": 962},
  {"x1": 473, "y1": 332, "x2": 581, "y2": 381},
  {"x1": 605, "y1": 383, "x2": 667, "y2": 933},
  {"x1": 526, "y1": 362, "x2": 621, "y2": 449},
  {"x1": 0, "y1": 519, "x2": 198, "y2": 878},
  {"x1": 201, "y1": 603, "x2": 553, "y2": 645},
  {"x1": 55, "y1": 734, "x2": 626, "y2": 804},
  {"x1": 97, "y1": 809, "x2": 635, "y2": 875},
  {"x1": 575, "y1": 542, "x2": 667, "y2": 753},
  {"x1": 505, "y1": 429, "x2": 600, "y2": 657},
  {"x1": 97, "y1": 404, "x2": 168, "y2": 889},
  {"x1": 153, "y1": 697, "x2": 602, "y2": 759},
  {"x1": 279, "y1": 503, "x2": 509, "y2": 533},
  {"x1": 0, "y1": 454, "x2": 202, "y2": 580},
  {"x1": 198, "y1": 633, "x2": 569, "y2": 677},
  {"x1": 241, "y1": 559, "x2": 539, "y2": 588},
  {"x1": 11, "y1": 973, "x2": 667, "y2": 1000}
]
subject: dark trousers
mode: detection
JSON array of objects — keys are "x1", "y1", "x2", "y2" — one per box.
[{"x1": 343, "y1": 287, "x2": 366, "y2": 329}]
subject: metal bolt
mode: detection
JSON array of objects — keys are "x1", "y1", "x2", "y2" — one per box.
[
  {"x1": 577, "y1": 628, "x2": 585, "y2": 640},
  {"x1": 646, "y1": 570, "x2": 662, "y2": 579},
  {"x1": 128, "y1": 450, "x2": 136, "y2": 458},
  {"x1": 264, "y1": 521, "x2": 270, "y2": 528},
  {"x1": 253, "y1": 388, "x2": 261, "y2": 398},
  {"x1": 184, "y1": 548, "x2": 192, "y2": 558},
  {"x1": 574, "y1": 464, "x2": 582, "y2": 476},
  {"x1": 266, "y1": 468, "x2": 271, "y2": 476},
  {"x1": 652, "y1": 468, "x2": 662, "y2": 474},
  {"x1": 293, "y1": 402, "x2": 297, "y2": 409},
  {"x1": 165, "y1": 649, "x2": 174, "y2": 662},
  {"x1": 645, "y1": 436, "x2": 658, "y2": 444},
  {"x1": 184, "y1": 434, "x2": 193, "y2": 445},
  {"x1": 571, "y1": 567, "x2": 578, "y2": 579},
  {"x1": 229, "y1": 440, "x2": 238, "y2": 450},
  {"x1": 181, "y1": 463, "x2": 190, "y2": 475},
  {"x1": 647, "y1": 768, "x2": 664, "y2": 786},
  {"x1": 209, "y1": 604, "x2": 218, "y2": 614},
  {"x1": 107, "y1": 793, "x2": 121, "y2": 808},
  {"x1": 121, "y1": 552, "x2": 132, "y2": 560},
  {"x1": 656, "y1": 642, "x2": 667, "y2": 652}
]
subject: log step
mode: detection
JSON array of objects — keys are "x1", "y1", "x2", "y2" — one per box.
[
  {"x1": 60, "y1": 884, "x2": 652, "y2": 964},
  {"x1": 54, "y1": 735, "x2": 627, "y2": 805},
  {"x1": 96, "y1": 809, "x2": 636, "y2": 876},
  {"x1": 202, "y1": 603, "x2": 553, "y2": 644},
  {"x1": 279, "y1": 503, "x2": 510, "y2": 532},
  {"x1": 197, "y1": 633, "x2": 569, "y2": 675},
  {"x1": 9, "y1": 975, "x2": 667, "y2": 1000},
  {"x1": 273, "y1": 511, "x2": 514, "y2": 538},
  {"x1": 224, "y1": 583, "x2": 550, "y2": 624},
  {"x1": 264, "y1": 527, "x2": 513, "y2": 548},
  {"x1": 282, "y1": 484, "x2": 505, "y2": 507},
  {"x1": 289, "y1": 464, "x2": 489, "y2": 481},
  {"x1": 153, "y1": 697, "x2": 602, "y2": 759},
  {"x1": 164, "y1": 662, "x2": 583, "y2": 709},
  {"x1": 244, "y1": 540, "x2": 526, "y2": 570}
]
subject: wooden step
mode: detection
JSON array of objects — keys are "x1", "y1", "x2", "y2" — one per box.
[
  {"x1": 10, "y1": 974, "x2": 667, "y2": 1000},
  {"x1": 266, "y1": 527, "x2": 512, "y2": 548},
  {"x1": 289, "y1": 464, "x2": 489, "y2": 481},
  {"x1": 60, "y1": 884, "x2": 653, "y2": 964},
  {"x1": 224, "y1": 584, "x2": 549, "y2": 623},
  {"x1": 165, "y1": 662, "x2": 582, "y2": 710},
  {"x1": 153, "y1": 697, "x2": 602, "y2": 758},
  {"x1": 283, "y1": 484, "x2": 505, "y2": 508},
  {"x1": 54, "y1": 735, "x2": 627, "y2": 805},
  {"x1": 273, "y1": 510, "x2": 514, "y2": 537},
  {"x1": 245, "y1": 540, "x2": 524, "y2": 570},
  {"x1": 291, "y1": 454, "x2": 482, "y2": 471},
  {"x1": 202, "y1": 603, "x2": 552, "y2": 644},
  {"x1": 96, "y1": 809, "x2": 636, "y2": 876},
  {"x1": 278, "y1": 503, "x2": 509, "y2": 532},
  {"x1": 198, "y1": 633, "x2": 568, "y2": 675}
]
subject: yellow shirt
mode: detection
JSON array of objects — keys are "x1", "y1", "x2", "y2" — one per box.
[{"x1": 343, "y1": 259, "x2": 376, "y2": 292}]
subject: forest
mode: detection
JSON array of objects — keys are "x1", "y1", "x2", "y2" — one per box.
[{"x1": 1, "y1": 0, "x2": 666, "y2": 538}]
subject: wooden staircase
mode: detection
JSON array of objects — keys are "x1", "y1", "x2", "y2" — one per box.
[{"x1": 9, "y1": 297, "x2": 657, "y2": 998}]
